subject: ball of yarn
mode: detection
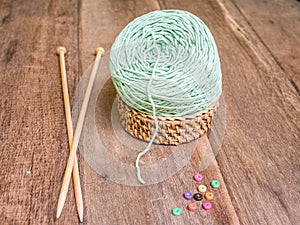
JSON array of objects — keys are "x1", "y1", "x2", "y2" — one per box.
[{"x1": 110, "y1": 10, "x2": 222, "y2": 116}]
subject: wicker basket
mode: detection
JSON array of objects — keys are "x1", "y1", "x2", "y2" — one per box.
[{"x1": 117, "y1": 95, "x2": 219, "y2": 145}]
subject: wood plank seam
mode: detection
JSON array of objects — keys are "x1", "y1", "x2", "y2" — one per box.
[
  {"x1": 229, "y1": 0, "x2": 300, "y2": 96},
  {"x1": 216, "y1": 0, "x2": 300, "y2": 97}
]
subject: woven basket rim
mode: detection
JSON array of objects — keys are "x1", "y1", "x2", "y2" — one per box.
[
  {"x1": 117, "y1": 95, "x2": 219, "y2": 120},
  {"x1": 117, "y1": 94, "x2": 219, "y2": 145}
]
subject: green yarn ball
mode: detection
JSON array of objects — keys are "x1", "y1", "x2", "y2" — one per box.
[{"x1": 110, "y1": 10, "x2": 222, "y2": 116}]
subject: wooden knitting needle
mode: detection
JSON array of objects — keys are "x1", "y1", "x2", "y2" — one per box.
[
  {"x1": 56, "y1": 47, "x2": 105, "y2": 220},
  {"x1": 56, "y1": 47, "x2": 84, "y2": 222}
]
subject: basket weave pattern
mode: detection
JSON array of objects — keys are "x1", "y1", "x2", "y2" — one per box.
[{"x1": 117, "y1": 95, "x2": 219, "y2": 145}]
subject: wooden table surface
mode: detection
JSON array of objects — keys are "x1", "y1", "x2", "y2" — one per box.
[{"x1": 1, "y1": 0, "x2": 299, "y2": 224}]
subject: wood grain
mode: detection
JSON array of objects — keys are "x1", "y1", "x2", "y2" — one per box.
[
  {"x1": 0, "y1": 0, "x2": 80, "y2": 224},
  {"x1": 231, "y1": 0, "x2": 300, "y2": 91},
  {"x1": 0, "y1": 0, "x2": 299, "y2": 224},
  {"x1": 211, "y1": 1, "x2": 300, "y2": 224}
]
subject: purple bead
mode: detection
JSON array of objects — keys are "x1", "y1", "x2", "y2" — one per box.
[{"x1": 183, "y1": 191, "x2": 193, "y2": 200}]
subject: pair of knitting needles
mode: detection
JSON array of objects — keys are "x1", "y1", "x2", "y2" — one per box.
[{"x1": 56, "y1": 46, "x2": 105, "y2": 222}]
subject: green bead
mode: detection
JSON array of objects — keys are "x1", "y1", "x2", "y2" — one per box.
[
  {"x1": 211, "y1": 179, "x2": 220, "y2": 188},
  {"x1": 172, "y1": 207, "x2": 181, "y2": 216}
]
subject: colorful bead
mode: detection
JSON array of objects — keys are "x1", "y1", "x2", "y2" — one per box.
[
  {"x1": 183, "y1": 191, "x2": 193, "y2": 200},
  {"x1": 202, "y1": 202, "x2": 212, "y2": 210},
  {"x1": 172, "y1": 207, "x2": 181, "y2": 216},
  {"x1": 205, "y1": 192, "x2": 214, "y2": 201},
  {"x1": 211, "y1": 180, "x2": 220, "y2": 188},
  {"x1": 187, "y1": 203, "x2": 197, "y2": 211},
  {"x1": 193, "y1": 173, "x2": 203, "y2": 182},
  {"x1": 197, "y1": 184, "x2": 207, "y2": 193},
  {"x1": 193, "y1": 193, "x2": 203, "y2": 201}
]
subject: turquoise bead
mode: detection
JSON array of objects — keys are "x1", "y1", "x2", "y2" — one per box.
[
  {"x1": 172, "y1": 207, "x2": 181, "y2": 216},
  {"x1": 211, "y1": 179, "x2": 220, "y2": 188}
]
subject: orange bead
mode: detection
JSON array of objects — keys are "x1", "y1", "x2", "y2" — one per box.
[{"x1": 205, "y1": 192, "x2": 214, "y2": 201}]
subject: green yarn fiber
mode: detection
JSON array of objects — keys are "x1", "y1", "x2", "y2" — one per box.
[{"x1": 110, "y1": 10, "x2": 222, "y2": 116}]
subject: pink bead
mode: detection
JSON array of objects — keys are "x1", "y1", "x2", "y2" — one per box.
[
  {"x1": 202, "y1": 201, "x2": 212, "y2": 210},
  {"x1": 193, "y1": 173, "x2": 203, "y2": 182}
]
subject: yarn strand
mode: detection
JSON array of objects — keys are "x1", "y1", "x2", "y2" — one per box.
[{"x1": 136, "y1": 47, "x2": 160, "y2": 184}]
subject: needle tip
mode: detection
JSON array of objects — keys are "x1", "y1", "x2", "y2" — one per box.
[
  {"x1": 79, "y1": 213, "x2": 83, "y2": 223},
  {"x1": 56, "y1": 204, "x2": 63, "y2": 220}
]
